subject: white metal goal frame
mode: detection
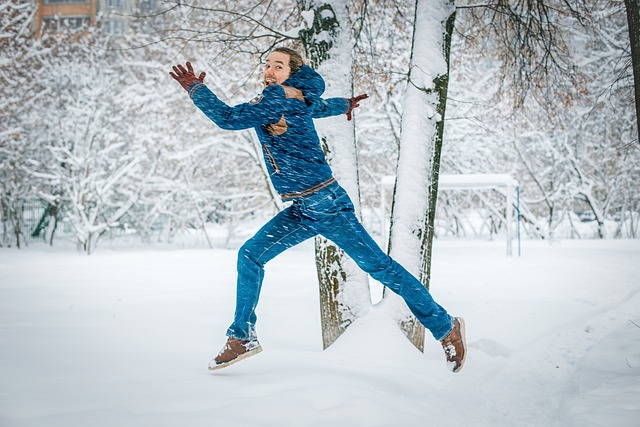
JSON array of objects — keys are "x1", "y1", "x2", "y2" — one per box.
[{"x1": 380, "y1": 174, "x2": 521, "y2": 256}]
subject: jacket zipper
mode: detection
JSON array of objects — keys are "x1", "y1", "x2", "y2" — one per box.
[{"x1": 263, "y1": 144, "x2": 280, "y2": 174}]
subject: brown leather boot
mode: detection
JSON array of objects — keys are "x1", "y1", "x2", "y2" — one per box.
[
  {"x1": 440, "y1": 317, "x2": 467, "y2": 373},
  {"x1": 208, "y1": 337, "x2": 262, "y2": 371}
]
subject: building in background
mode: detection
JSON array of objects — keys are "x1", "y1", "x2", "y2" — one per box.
[{"x1": 32, "y1": 0, "x2": 156, "y2": 37}]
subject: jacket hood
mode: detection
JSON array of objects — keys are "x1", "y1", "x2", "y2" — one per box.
[{"x1": 282, "y1": 65, "x2": 325, "y2": 105}]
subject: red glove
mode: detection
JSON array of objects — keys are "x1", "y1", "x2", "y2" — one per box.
[
  {"x1": 170, "y1": 62, "x2": 206, "y2": 91},
  {"x1": 346, "y1": 93, "x2": 368, "y2": 121}
]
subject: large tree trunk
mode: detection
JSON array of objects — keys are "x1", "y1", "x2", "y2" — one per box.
[
  {"x1": 624, "y1": 0, "x2": 640, "y2": 145},
  {"x1": 386, "y1": 0, "x2": 456, "y2": 351},
  {"x1": 299, "y1": 0, "x2": 370, "y2": 349}
]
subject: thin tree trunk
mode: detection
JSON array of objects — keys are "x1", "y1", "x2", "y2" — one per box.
[
  {"x1": 12, "y1": 201, "x2": 22, "y2": 249},
  {"x1": 624, "y1": 0, "x2": 640, "y2": 145}
]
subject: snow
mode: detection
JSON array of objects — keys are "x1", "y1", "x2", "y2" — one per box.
[
  {"x1": 438, "y1": 173, "x2": 519, "y2": 190},
  {"x1": 1, "y1": 238, "x2": 639, "y2": 427},
  {"x1": 301, "y1": 10, "x2": 315, "y2": 28}
]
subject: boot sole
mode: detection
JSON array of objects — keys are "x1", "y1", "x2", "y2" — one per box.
[
  {"x1": 208, "y1": 346, "x2": 263, "y2": 371},
  {"x1": 453, "y1": 317, "x2": 467, "y2": 373}
]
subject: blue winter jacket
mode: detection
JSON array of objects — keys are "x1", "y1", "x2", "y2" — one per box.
[{"x1": 188, "y1": 65, "x2": 349, "y2": 200}]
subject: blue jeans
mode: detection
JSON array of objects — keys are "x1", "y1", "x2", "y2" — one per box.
[{"x1": 226, "y1": 182, "x2": 454, "y2": 342}]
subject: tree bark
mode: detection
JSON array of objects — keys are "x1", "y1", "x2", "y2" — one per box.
[{"x1": 624, "y1": 0, "x2": 640, "y2": 145}]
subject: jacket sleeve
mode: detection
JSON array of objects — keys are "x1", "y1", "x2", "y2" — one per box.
[
  {"x1": 188, "y1": 83, "x2": 292, "y2": 130},
  {"x1": 311, "y1": 97, "x2": 350, "y2": 119}
]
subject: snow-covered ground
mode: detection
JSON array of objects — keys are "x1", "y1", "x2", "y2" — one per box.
[{"x1": 1, "y1": 238, "x2": 639, "y2": 427}]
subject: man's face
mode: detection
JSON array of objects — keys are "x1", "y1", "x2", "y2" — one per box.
[{"x1": 263, "y1": 51, "x2": 291, "y2": 87}]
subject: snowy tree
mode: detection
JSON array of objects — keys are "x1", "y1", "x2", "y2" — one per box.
[
  {"x1": 0, "y1": 0, "x2": 43, "y2": 248},
  {"x1": 4, "y1": 0, "x2": 636, "y2": 259},
  {"x1": 442, "y1": 0, "x2": 639, "y2": 240},
  {"x1": 299, "y1": 0, "x2": 371, "y2": 349},
  {"x1": 384, "y1": 0, "x2": 456, "y2": 350},
  {"x1": 554, "y1": 1, "x2": 638, "y2": 238},
  {"x1": 382, "y1": 0, "x2": 631, "y2": 348},
  {"x1": 26, "y1": 35, "x2": 148, "y2": 254}
]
